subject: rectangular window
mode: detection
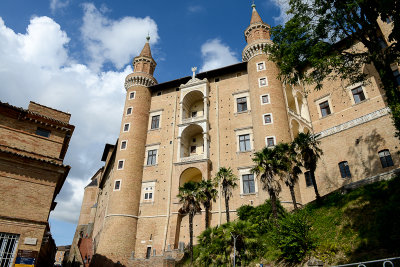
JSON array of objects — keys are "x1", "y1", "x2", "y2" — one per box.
[
  {"x1": 156, "y1": 91, "x2": 162, "y2": 96},
  {"x1": 114, "y1": 180, "x2": 121, "y2": 190},
  {"x1": 263, "y1": 114, "x2": 272, "y2": 124},
  {"x1": 191, "y1": 111, "x2": 197, "y2": 118},
  {"x1": 239, "y1": 134, "x2": 251, "y2": 152},
  {"x1": 259, "y1": 77, "x2": 267, "y2": 87},
  {"x1": 123, "y1": 123, "x2": 130, "y2": 132},
  {"x1": 261, "y1": 94, "x2": 270, "y2": 104},
  {"x1": 126, "y1": 107, "x2": 132, "y2": 115},
  {"x1": 144, "y1": 192, "x2": 153, "y2": 200},
  {"x1": 215, "y1": 77, "x2": 220, "y2": 82},
  {"x1": 147, "y1": 149, "x2": 157, "y2": 165},
  {"x1": 379, "y1": 149, "x2": 394, "y2": 168},
  {"x1": 393, "y1": 70, "x2": 400, "y2": 86},
  {"x1": 351, "y1": 86, "x2": 366, "y2": 104},
  {"x1": 190, "y1": 146, "x2": 196, "y2": 153},
  {"x1": 129, "y1": 91, "x2": 135, "y2": 99},
  {"x1": 36, "y1": 127, "x2": 51, "y2": 138},
  {"x1": 146, "y1": 247, "x2": 152, "y2": 259},
  {"x1": 117, "y1": 160, "x2": 124, "y2": 170},
  {"x1": 120, "y1": 140, "x2": 127, "y2": 150},
  {"x1": 0, "y1": 232, "x2": 19, "y2": 267},
  {"x1": 257, "y1": 62, "x2": 265, "y2": 71},
  {"x1": 338, "y1": 161, "x2": 351, "y2": 178},
  {"x1": 237, "y1": 97, "x2": 248, "y2": 112},
  {"x1": 319, "y1": 101, "x2": 331, "y2": 117},
  {"x1": 143, "y1": 186, "x2": 154, "y2": 201},
  {"x1": 151, "y1": 115, "x2": 160, "y2": 129},
  {"x1": 242, "y1": 174, "x2": 255, "y2": 194},
  {"x1": 266, "y1": 137, "x2": 275, "y2": 147},
  {"x1": 305, "y1": 171, "x2": 314, "y2": 187}
]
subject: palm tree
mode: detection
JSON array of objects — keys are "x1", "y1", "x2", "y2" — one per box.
[
  {"x1": 198, "y1": 180, "x2": 218, "y2": 229},
  {"x1": 214, "y1": 167, "x2": 238, "y2": 223},
  {"x1": 294, "y1": 132, "x2": 323, "y2": 201},
  {"x1": 177, "y1": 181, "x2": 201, "y2": 264},
  {"x1": 276, "y1": 142, "x2": 303, "y2": 210},
  {"x1": 251, "y1": 147, "x2": 283, "y2": 219}
]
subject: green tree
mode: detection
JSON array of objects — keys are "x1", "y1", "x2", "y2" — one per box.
[
  {"x1": 214, "y1": 167, "x2": 238, "y2": 223},
  {"x1": 265, "y1": 0, "x2": 400, "y2": 138},
  {"x1": 251, "y1": 147, "x2": 285, "y2": 219},
  {"x1": 177, "y1": 181, "x2": 201, "y2": 264},
  {"x1": 198, "y1": 179, "x2": 218, "y2": 229},
  {"x1": 294, "y1": 132, "x2": 323, "y2": 201}
]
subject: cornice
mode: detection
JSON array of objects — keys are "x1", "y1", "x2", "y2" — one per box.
[
  {"x1": 124, "y1": 75, "x2": 157, "y2": 90},
  {"x1": 242, "y1": 41, "x2": 272, "y2": 62},
  {"x1": 244, "y1": 22, "x2": 270, "y2": 42}
]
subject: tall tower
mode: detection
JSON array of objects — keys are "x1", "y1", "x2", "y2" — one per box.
[
  {"x1": 243, "y1": 4, "x2": 291, "y2": 149},
  {"x1": 96, "y1": 37, "x2": 157, "y2": 264}
]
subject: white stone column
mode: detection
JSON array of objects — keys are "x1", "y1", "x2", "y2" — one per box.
[
  {"x1": 293, "y1": 89, "x2": 300, "y2": 114},
  {"x1": 177, "y1": 136, "x2": 182, "y2": 162},
  {"x1": 203, "y1": 97, "x2": 208, "y2": 120},
  {"x1": 203, "y1": 132, "x2": 209, "y2": 159},
  {"x1": 179, "y1": 102, "x2": 183, "y2": 123}
]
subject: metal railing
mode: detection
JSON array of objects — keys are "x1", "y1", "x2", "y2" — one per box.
[{"x1": 332, "y1": 257, "x2": 400, "y2": 267}]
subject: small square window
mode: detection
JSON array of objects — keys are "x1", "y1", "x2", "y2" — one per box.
[
  {"x1": 190, "y1": 146, "x2": 196, "y2": 153},
  {"x1": 129, "y1": 92, "x2": 135, "y2": 99},
  {"x1": 351, "y1": 86, "x2": 366, "y2": 104},
  {"x1": 257, "y1": 62, "x2": 265, "y2": 71},
  {"x1": 114, "y1": 180, "x2": 121, "y2": 191},
  {"x1": 237, "y1": 97, "x2": 248, "y2": 112},
  {"x1": 192, "y1": 111, "x2": 197, "y2": 118},
  {"x1": 123, "y1": 123, "x2": 130, "y2": 132},
  {"x1": 215, "y1": 78, "x2": 220, "y2": 82},
  {"x1": 147, "y1": 149, "x2": 157, "y2": 165},
  {"x1": 261, "y1": 94, "x2": 270, "y2": 104},
  {"x1": 242, "y1": 174, "x2": 255, "y2": 194},
  {"x1": 239, "y1": 134, "x2": 251, "y2": 152},
  {"x1": 157, "y1": 91, "x2": 162, "y2": 96},
  {"x1": 338, "y1": 161, "x2": 351, "y2": 178},
  {"x1": 36, "y1": 127, "x2": 51, "y2": 138},
  {"x1": 263, "y1": 114, "x2": 272, "y2": 124},
  {"x1": 117, "y1": 160, "x2": 124, "y2": 170},
  {"x1": 393, "y1": 70, "x2": 400, "y2": 86},
  {"x1": 266, "y1": 137, "x2": 275, "y2": 147},
  {"x1": 126, "y1": 107, "x2": 133, "y2": 115},
  {"x1": 151, "y1": 115, "x2": 160, "y2": 129},
  {"x1": 319, "y1": 101, "x2": 331, "y2": 117},
  {"x1": 305, "y1": 171, "x2": 314, "y2": 187},
  {"x1": 259, "y1": 77, "x2": 268, "y2": 87},
  {"x1": 379, "y1": 149, "x2": 394, "y2": 168},
  {"x1": 120, "y1": 140, "x2": 127, "y2": 150}
]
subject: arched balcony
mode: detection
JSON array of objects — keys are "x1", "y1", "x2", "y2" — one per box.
[
  {"x1": 180, "y1": 90, "x2": 206, "y2": 124},
  {"x1": 178, "y1": 124, "x2": 208, "y2": 163}
]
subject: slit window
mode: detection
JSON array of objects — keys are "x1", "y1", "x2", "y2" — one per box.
[
  {"x1": 120, "y1": 141, "x2": 127, "y2": 150},
  {"x1": 117, "y1": 160, "x2": 124, "y2": 170},
  {"x1": 123, "y1": 123, "x2": 130, "y2": 132},
  {"x1": 114, "y1": 180, "x2": 121, "y2": 191},
  {"x1": 36, "y1": 127, "x2": 51, "y2": 138},
  {"x1": 126, "y1": 107, "x2": 133, "y2": 115},
  {"x1": 379, "y1": 149, "x2": 394, "y2": 168},
  {"x1": 129, "y1": 92, "x2": 135, "y2": 99},
  {"x1": 338, "y1": 161, "x2": 351, "y2": 178},
  {"x1": 351, "y1": 86, "x2": 366, "y2": 104}
]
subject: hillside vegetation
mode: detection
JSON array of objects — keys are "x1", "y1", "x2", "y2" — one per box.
[{"x1": 179, "y1": 174, "x2": 400, "y2": 266}]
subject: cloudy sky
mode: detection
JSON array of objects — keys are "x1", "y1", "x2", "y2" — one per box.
[{"x1": 0, "y1": 0, "x2": 288, "y2": 245}]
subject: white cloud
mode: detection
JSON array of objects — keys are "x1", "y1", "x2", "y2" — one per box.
[
  {"x1": 0, "y1": 7, "x2": 158, "y2": 223},
  {"x1": 81, "y1": 3, "x2": 159, "y2": 71},
  {"x1": 199, "y1": 38, "x2": 239, "y2": 72},
  {"x1": 50, "y1": 0, "x2": 70, "y2": 13},
  {"x1": 270, "y1": 0, "x2": 291, "y2": 24}
]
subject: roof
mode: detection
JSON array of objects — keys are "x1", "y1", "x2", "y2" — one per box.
[
  {"x1": 149, "y1": 62, "x2": 247, "y2": 91},
  {"x1": 101, "y1": 143, "x2": 115, "y2": 162},
  {"x1": 250, "y1": 5, "x2": 264, "y2": 24},
  {"x1": 139, "y1": 41, "x2": 153, "y2": 58}
]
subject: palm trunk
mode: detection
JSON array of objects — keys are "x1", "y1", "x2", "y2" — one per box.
[
  {"x1": 270, "y1": 191, "x2": 278, "y2": 219},
  {"x1": 205, "y1": 202, "x2": 210, "y2": 229},
  {"x1": 189, "y1": 212, "x2": 194, "y2": 264},
  {"x1": 311, "y1": 170, "x2": 321, "y2": 201},
  {"x1": 225, "y1": 195, "x2": 230, "y2": 223},
  {"x1": 289, "y1": 184, "x2": 298, "y2": 210}
]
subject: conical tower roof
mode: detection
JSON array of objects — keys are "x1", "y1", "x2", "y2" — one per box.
[
  {"x1": 139, "y1": 36, "x2": 153, "y2": 58},
  {"x1": 250, "y1": 4, "x2": 264, "y2": 24}
]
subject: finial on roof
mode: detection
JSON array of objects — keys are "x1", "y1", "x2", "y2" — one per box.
[
  {"x1": 146, "y1": 33, "x2": 150, "y2": 42},
  {"x1": 191, "y1": 67, "x2": 197, "y2": 79},
  {"x1": 251, "y1": 0, "x2": 256, "y2": 9}
]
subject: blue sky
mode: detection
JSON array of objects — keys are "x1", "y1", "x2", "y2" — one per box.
[{"x1": 0, "y1": 0, "x2": 288, "y2": 246}]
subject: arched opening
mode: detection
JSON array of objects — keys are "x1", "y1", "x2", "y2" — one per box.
[
  {"x1": 291, "y1": 119, "x2": 301, "y2": 139},
  {"x1": 182, "y1": 91, "x2": 204, "y2": 121},
  {"x1": 296, "y1": 91, "x2": 311, "y2": 121},
  {"x1": 180, "y1": 124, "x2": 204, "y2": 159},
  {"x1": 179, "y1": 167, "x2": 203, "y2": 187}
]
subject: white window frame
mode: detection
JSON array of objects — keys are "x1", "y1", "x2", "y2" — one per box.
[
  {"x1": 123, "y1": 123, "x2": 130, "y2": 132},
  {"x1": 114, "y1": 180, "x2": 122, "y2": 191},
  {"x1": 129, "y1": 91, "x2": 136, "y2": 100},
  {"x1": 258, "y1": 77, "x2": 268, "y2": 87},
  {"x1": 235, "y1": 127, "x2": 254, "y2": 153},
  {"x1": 120, "y1": 140, "x2": 127, "y2": 150},
  {"x1": 141, "y1": 181, "x2": 156, "y2": 202},
  {"x1": 117, "y1": 159, "x2": 125, "y2": 170},
  {"x1": 265, "y1": 136, "x2": 276, "y2": 147},
  {"x1": 260, "y1": 94, "x2": 270, "y2": 105},
  {"x1": 126, "y1": 107, "x2": 133, "y2": 115},
  {"x1": 238, "y1": 167, "x2": 258, "y2": 195},
  {"x1": 347, "y1": 83, "x2": 368, "y2": 105},
  {"x1": 263, "y1": 113, "x2": 273, "y2": 125},
  {"x1": 232, "y1": 90, "x2": 251, "y2": 114},
  {"x1": 148, "y1": 109, "x2": 163, "y2": 130},
  {"x1": 256, "y1": 61, "x2": 266, "y2": 72},
  {"x1": 145, "y1": 143, "x2": 160, "y2": 166}
]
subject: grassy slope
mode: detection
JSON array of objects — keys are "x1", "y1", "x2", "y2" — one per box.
[{"x1": 303, "y1": 174, "x2": 400, "y2": 264}]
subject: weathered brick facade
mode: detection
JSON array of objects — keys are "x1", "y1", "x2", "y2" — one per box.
[
  {"x1": 0, "y1": 101, "x2": 74, "y2": 266},
  {"x1": 71, "y1": 5, "x2": 399, "y2": 267}
]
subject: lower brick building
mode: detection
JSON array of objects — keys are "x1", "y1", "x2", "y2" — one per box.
[{"x1": 0, "y1": 101, "x2": 74, "y2": 266}]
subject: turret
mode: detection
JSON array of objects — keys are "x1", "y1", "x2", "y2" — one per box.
[{"x1": 96, "y1": 37, "x2": 157, "y2": 264}]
